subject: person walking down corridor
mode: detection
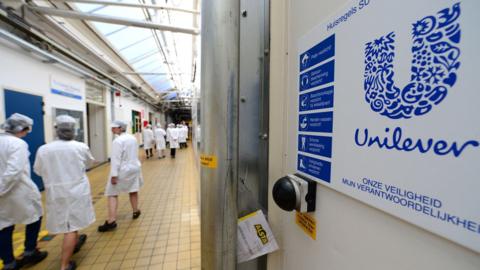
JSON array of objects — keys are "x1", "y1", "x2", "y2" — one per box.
[
  {"x1": 0, "y1": 113, "x2": 47, "y2": 270},
  {"x1": 142, "y1": 124, "x2": 154, "y2": 159},
  {"x1": 178, "y1": 124, "x2": 187, "y2": 149},
  {"x1": 154, "y1": 124, "x2": 166, "y2": 159},
  {"x1": 166, "y1": 123, "x2": 180, "y2": 158},
  {"x1": 34, "y1": 115, "x2": 95, "y2": 270},
  {"x1": 98, "y1": 120, "x2": 143, "y2": 232}
]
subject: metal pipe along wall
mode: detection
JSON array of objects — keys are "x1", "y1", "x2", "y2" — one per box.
[{"x1": 200, "y1": 0, "x2": 239, "y2": 269}]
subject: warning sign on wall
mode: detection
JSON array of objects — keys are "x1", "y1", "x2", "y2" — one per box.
[{"x1": 296, "y1": 0, "x2": 480, "y2": 252}]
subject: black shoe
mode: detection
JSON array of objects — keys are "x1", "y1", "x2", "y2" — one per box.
[
  {"x1": 18, "y1": 249, "x2": 48, "y2": 267},
  {"x1": 133, "y1": 210, "x2": 141, "y2": 219},
  {"x1": 3, "y1": 261, "x2": 20, "y2": 270},
  {"x1": 66, "y1": 261, "x2": 76, "y2": 270},
  {"x1": 97, "y1": 221, "x2": 117, "y2": 232},
  {"x1": 73, "y1": 234, "x2": 87, "y2": 254}
]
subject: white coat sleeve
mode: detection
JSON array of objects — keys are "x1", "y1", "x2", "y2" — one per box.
[
  {"x1": 0, "y1": 144, "x2": 29, "y2": 196},
  {"x1": 33, "y1": 148, "x2": 43, "y2": 177},
  {"x1": 83, "y1": 144, "x2": 95, "y2": 168},
  {"x1": 110, "y1": 140, "x2": 122, "y2": 177}
]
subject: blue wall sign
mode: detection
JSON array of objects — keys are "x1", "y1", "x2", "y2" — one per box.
[
  {"x1": 299, "y1": 86, "x2": 334, "y2": 112},
  {"x1": 299, "y1": 34, "x2": 335, "y2": 72},
  {"x1": 298, "y1": 111, "x2": 333, "y2": 133},
  {"x1": 297, "y1": 154, "x2": 331, "y2": 183},
  {"x1": 298, "y1": 134, "x2": 332, "y2": 158},
  {"x1": 299, "y1": 60, "x2": 335, "y2": 92}
]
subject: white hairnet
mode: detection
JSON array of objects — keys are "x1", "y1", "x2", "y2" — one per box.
[
  {"x1": 147, "y1": 124, "x2": 152, "y2": 128},
  {"x1": 55, "y1": 115, "x2": 76, "y2": 125},
  {"x1": 55, "y1": 115, "x2": 76, "y2": 140},
  {"x1": 111, "y1": 120, "x2": 127, "y2": 130},
  {"x1": 156, "y1": 124, "x2": 161, "y2": 128},
  {"x1": 1, "y1": 113, "x2": 33, "y2": 134}
]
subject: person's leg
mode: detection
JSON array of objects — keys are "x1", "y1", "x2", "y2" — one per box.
[
  {"x1": 0, "y1": 225, "x2": 15, "y2": 268},
  {"x1": 145, "y1": 149, "x2": 149, "y2": 158},
  {"x1": 60, "y1": 232, "x2": 77, "y2": 270},
  {"x1": 107, "y1": 196, "x2": 118, "y2": 223},
  {"x1": 149, "y1": 149, "x2": 153, "y2": 157},
  {"x1": 170, "y1": 148, "x2": 174, "y2": 157},
  {"x1": 24, "y1": 217, "x2": 42, "y2": 253},
  {"x1": 129, "y1": 192, "x2": 139, "y2": 212}
]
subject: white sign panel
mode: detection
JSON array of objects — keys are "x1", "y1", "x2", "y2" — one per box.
[
  {"x1": 50, "y1": 76, "x2": 83, "y2": 100},
  {"x1": 296, "y1": 0, "x2": 480, "y2": 252}
]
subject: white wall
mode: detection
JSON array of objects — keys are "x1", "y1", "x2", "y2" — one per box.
[
  {"x1": 0, "y1": 40, "x2": 86, "y2": 143},
  {"x1": 267, "y1": 1, "x2": 480, "y2": 270},
  {"x1": 0, "y1": 39, "x2": 164, "y2": 155}
]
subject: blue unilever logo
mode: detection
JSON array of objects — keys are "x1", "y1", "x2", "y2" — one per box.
[{"x1": 364, "y1": 3, "x2": 461, "y2": 119}]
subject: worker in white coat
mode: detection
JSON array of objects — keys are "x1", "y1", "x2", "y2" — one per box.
[
  {"x1": 154, "y1": 124, "x2": 166, "y2": 159},
  {"x1": 142, "y1": 124, "x2": 154, "y2": 159},
  {"x1": 98, "y1": 120, "x2": 143, "y2": 232},
  {"x1": 166, "y1": 123, "x2": 180, "y2": 158},
  {"x1": 0, "y1": 113, "x2": 48, "y2": 270},
  {"x1": 34, "y1": 115, "x2": 95, "y2": 270},
  {"x1": 178, "y1": 124, "x2": 187, "y2": 149}
]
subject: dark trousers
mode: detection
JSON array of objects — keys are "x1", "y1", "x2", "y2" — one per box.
[
  {"x1": 170, "y1": 148, "x2": 176, "y2": 158},
  {"x1": 0, "y1": 217, "x2": 42, "y2": 264},
  {"x1": 145, "y1": 149, "x2": 153, "y2": 157}
]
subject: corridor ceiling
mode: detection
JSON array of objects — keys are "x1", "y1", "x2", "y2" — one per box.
[{"x1": 32, "y1": 0, "x2": 200, "y2": 104}]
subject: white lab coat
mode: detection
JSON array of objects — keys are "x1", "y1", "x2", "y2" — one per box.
[
  {"x1": 34, "y1": 140, "x2": 95, "y2": 234},
  {"x1": 166, "y1": 127, "x2": 180, "y2": 149},
  {"x1": 0, "y1": 134, "x2": 42, "y2": 230},
  {"x1": 142, "y1": 129, "x2": 154, "y2": 150},
  {"x1": 105, "y1": 133, "x2": 143, "y2": 196},
  {"x1": 183, "y1": 126, "x2": 189, "y2": 140},
  {"x1": 179, "y1": 127, "x2": 187, "y2": 143},
  {"x1": 154, "y1": 128, "x2": 166, "y2": 150}
]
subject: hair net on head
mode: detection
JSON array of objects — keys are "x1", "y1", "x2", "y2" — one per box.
[
  {"x1": 111, "y1": 120, "x2": 127, "y2": 131},
  {"x1": 1, "y1": 113, "x2": 34, "y2": 134},
  {"x1": 55, "y1": 115, "x2": 76, "y2": 140},
  {"x1": 156, "y1": 124, "x2": 161, "y2": 128},
  {"x1": 147, "y1": 124, "x2": 152, "y2": 128}
]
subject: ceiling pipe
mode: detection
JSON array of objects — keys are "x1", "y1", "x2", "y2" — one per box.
[
  {"x1": 26, "y1": 5, "x2": 200, "y2": 35},
  {"x1": 51, "y1": 0, "x2": 200, "y2": 14}
]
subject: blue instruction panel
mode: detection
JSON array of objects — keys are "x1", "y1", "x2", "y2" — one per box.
[
  {"x1": 299, "y1": 60, "x2": 335, "y2": 92},
  {"x1": 299, "y1": 111, "x2": 333, "y2": 133},
  {"x1": 299, "y1": 34, "x2": 335, "y2": 72},
  {"x1": 298, "y1": 134, "x2": 332, "y2": 158},
  {"x1": 299, "y1": 86, "x2": 334, "y2": 112},
  {"x1": 297, "y1": 154, "x2": 331, "y2": 183}
]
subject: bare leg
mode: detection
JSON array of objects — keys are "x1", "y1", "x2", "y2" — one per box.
[
  {"x1": 60, "y1": 232, "x2": 77, "y2": 270},
  {"x1": 129, "y1": 192, "x2": 139, "y2": 212},
  {"x1": 107, "y1": 196, "x2": 118, "y2": 223}
]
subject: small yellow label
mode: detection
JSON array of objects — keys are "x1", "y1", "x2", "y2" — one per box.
[
  {"x1": 295, "y1": 211, "x2": 316, "y2": 240},
  {"x1": 254, "y1": 224, "x2": 269, "y2": 245},
  {"x1": 200, "y1": 154, "x2": 218, "y2": 168}
]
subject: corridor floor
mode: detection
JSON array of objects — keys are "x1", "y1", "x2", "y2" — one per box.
[{"x1": 12, "y1": 145, "x2": 200, "y2": 270}]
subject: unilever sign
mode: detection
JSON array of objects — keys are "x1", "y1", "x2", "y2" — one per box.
[{"x1": 296, "y1": 0, "x2": 480, "y2": 252}]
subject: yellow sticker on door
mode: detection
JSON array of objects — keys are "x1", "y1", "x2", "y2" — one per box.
[
  {"x1": 200, "y1": 154, "x2": 218, "y2": 168},
  {"x1": 295, "y1": 211, "x2": 316, "y2": 240}
]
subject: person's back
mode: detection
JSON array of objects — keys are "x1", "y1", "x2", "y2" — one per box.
[
  {"x1": 36, "y1": 140, "x2": 91, "y2": 188},
  {"x1": 115, "y1": 133, "x2": 141, "y2": 167},
  {"x1": 154, "y1": 128, "x2": 166, "y2": 139},
  {"x1": 0, "y1": 133, "x2": 42, "y2": 229}
]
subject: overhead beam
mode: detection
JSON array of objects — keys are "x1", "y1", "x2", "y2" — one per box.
[
  {"x1": 52, "y1": 0, "x2": 200, "y2": 14},
  {"x1": 27, "y1": 6, "x2": 200, "y2": 35}
]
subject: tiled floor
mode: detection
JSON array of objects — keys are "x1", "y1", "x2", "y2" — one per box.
[{"x1": 10, "y1": 144, "x2": 200, "y2": 270}]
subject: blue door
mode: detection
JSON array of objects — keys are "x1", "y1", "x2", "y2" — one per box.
[{"x1": 4, "y1": 89, "x2": 45, "y2": 191}]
